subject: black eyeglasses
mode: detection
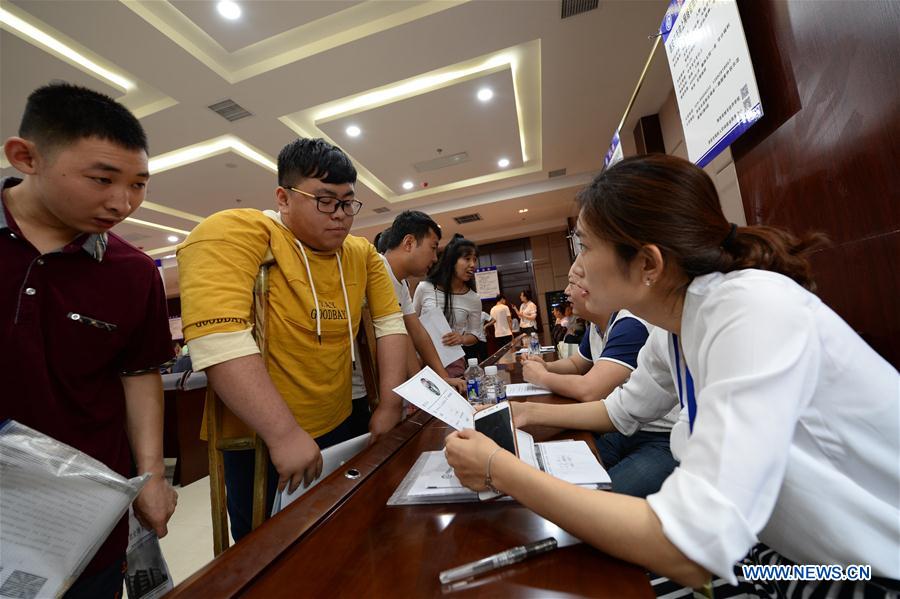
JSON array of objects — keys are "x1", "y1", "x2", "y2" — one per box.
[{"x1": 283, "y1": 186, "x2": 363, "y2": 216}]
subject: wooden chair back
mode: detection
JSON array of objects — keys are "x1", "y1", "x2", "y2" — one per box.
[{"x1": 206, "y1": 264, "x2": 272, "y2": 556}]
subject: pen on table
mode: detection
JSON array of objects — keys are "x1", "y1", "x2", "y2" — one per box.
[{"x1": 438, "y1": 537, "x2": 558, "y2": 584}]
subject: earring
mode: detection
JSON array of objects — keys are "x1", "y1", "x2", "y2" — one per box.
[{"x1": 645, "y1": 279, "x2": 652, "y2": 287}]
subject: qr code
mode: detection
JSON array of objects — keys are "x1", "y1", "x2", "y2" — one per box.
[{"x1": 0, "y1": 571, "x2": 47, "y2": 599}]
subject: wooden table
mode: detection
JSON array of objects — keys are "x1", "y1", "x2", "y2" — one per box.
[{"x1": 167, "y1": 343, "x2": 652, "y2": 598}]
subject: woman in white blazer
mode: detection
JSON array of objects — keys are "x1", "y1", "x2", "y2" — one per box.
[{"x1": 445, "y1": 154, "x2": 899, "y2": 595}]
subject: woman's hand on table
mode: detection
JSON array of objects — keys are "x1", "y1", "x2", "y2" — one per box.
[{"x1": 445, "y1": 429, "x2": 503, "y2": 491}]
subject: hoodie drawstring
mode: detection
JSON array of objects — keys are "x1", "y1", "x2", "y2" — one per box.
[
  {"x1": 294, "y1": 239, "x2": 356, "y2": 367},
  {"x1": 335, "y1": 250, "x2": 356, "y2": 368}
]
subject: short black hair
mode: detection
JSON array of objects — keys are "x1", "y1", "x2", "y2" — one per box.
[
  {"x1": 385, "y1": 210, "x2": 441, "y2": 251},
  {"x1": 19, "y1": 82, "x2": 148, "y2": 153},
  {"x1": 277, "y1": 138, "x2": 357, "y2": 186},
  {"x1": 374, "y1": 226, "x2": 392, "y2": 253}
]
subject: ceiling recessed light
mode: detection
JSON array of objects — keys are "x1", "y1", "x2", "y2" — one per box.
[
  {"x1": 346, "y1": 125, "x2": 361, "y2": 137},
  {"x1": 167, "y1": 235, "x2": 180, "y2": 243},
  {"x1": 498, "y1": 158, "x2": 510, "y2": 168},
  {"x1": 217, "y1": 1, "x2": 242, "y2": 20},
  {"x1": 477, "y1": 88, "x2": 494, "y2": 102},
  {"x1": 402, "y1": 181, "x2": 414, "y2": 190},
  {"x1": 518, "y1": 208, "x2": 529, "y2": 213}
]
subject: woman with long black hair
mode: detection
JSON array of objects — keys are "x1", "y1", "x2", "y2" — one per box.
[
  {"x1": 412, "y1": 233, "x2": 482, "y2": 377},
  {"x1": 446, "y1": 154, "x2": 899, "y2": 596}
]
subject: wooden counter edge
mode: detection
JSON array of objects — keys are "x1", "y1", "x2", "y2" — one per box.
[{"x1": 165, "y1": 410, "x2": 433, "y2": 598}]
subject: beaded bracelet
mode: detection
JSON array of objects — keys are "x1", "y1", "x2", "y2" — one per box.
[{"x1": 484, "y1": 447, "x2": 503, "y2": 494}]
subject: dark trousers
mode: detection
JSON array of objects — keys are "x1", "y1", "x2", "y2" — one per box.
[
  {"x1": 64, "y1": 559, "x2": 124, "y2": 599},
  {"x1": 223, "y1": 409, "x2": 362, "y2": 542},
  {"x1": 595, "y1": 430, "x2": 677, "y2": 498},
  {"x1": 520, "y1": 326, "x2": 536, "y2": 336},
  {"x1": 495, "y1": 335, "x2": 512, "y2": 347}
]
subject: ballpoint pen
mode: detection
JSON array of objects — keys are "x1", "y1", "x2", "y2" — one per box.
[{"x1": 438, "y1": 537, "x2": 558, "y2": 584}]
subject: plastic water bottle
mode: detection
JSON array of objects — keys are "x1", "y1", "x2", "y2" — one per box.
[
  {"x1": 482, "y1": 365, "x2": 507, "y2": 406},
  {"x1": 464, "y1": 358, "x2": 484, "y2": 404},
  {"x1": 529, "y1": 332, "x2": 541, "y2": 356}
]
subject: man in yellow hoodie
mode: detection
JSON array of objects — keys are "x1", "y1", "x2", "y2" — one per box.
[{"x1": 177, "y1": 138, "x2": 407, "y2": 541}]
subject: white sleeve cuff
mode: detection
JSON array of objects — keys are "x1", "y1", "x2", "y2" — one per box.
[
  {"x1": 373, "y1": 311, "x2": 407, "y2": 337},
  {"x1": 646, "y1": 468, "x2": 758, "y2": 584},
  {"x1": 188, "y1": 328, "x2": 260, "y2": 371},
  {"x1": 604, "y1": 389, "x2": 642, "y2": 435}
]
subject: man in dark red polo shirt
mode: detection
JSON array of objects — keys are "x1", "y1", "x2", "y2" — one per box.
[{"x1": 0, "y1": 83, "x2": 177, "y2": 598}]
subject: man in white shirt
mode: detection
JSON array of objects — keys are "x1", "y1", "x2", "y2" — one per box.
[
  {"x1": 381, "y1": 211, "x2": 465, "y2": 392},
  {"x1": 523, "y1": 259, "x2": 678, "y2": 497},
  {"x1": 489, "y1": 295, "x2": 514, "y2": 346}
]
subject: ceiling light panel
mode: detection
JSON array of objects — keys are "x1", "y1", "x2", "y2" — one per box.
[
  {"x1": 279, "y1": 39, "x2": 542, "y2": 203},
  {"x1": 113, "y1": 221, "x2": 184, "y2": 254},
  {"x1": 318, "y1": 69, "x2": 521, "y2": 195},
  {"x1": 0, "y1": 2, "x2": 177, "y2": 119},
  {"x1": 125, "y1": 1, "x2": 466, "y2": 84},
  {"x1": 0, "y1": 5, "x2": 134, "y2": 90},
  {"x1": 135, "y1": 151, "x2": 278, "y2": 227},
  {"x1": 173, "y1": 0, "x2": 358, "y2": 52}
]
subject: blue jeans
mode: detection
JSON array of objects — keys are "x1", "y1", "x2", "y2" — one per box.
[
  {"x1": 223, "y1": 412, "x2": 359, "y2": 542},
  {"x1": 594, "y1": 430, "x2": 677, "y2": 498}
]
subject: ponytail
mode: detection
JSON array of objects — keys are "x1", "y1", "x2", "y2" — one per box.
[{"x1": 717, "y1": 225, "x2": 828, "y2": 290}]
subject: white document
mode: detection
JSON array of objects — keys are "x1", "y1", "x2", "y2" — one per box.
[
  {"x1": 407, "y1": 451, "x2": 471, "y2": 497},
  {"x1": 0, "y1": 421, "x2": 146, "y2": 599},
  {"x1": 532, "y1": 440, "x2": 611, "y2": 486},
  {"x1": 479, "y1": 430, "x2": 610, "y2": 499},
  {"x1": 272, "y1": 433, "x2": 371, "y2": 515},
  {"x1": 418, "y1": 308, "x2": 466, "y2": 367},
  {"x1": 393, "y1": 366, "x2": 474, "y2": 431},
  {"x1": 504, "y1": 383, "x2": 553, "y2": 397},
  {"x1": 125, "y1": 509, "x2": 173, "y2": 599}
]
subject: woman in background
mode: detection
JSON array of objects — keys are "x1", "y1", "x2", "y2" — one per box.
[
  {"x1": 446, "y1": 154, "x2": 899, "y2": 596},
  {"x1": 515, "y1": 289, "x2": 538, "y2": 335},
  {"x1": 413, "y1": 234, "x2": 482, "y2": 377}
]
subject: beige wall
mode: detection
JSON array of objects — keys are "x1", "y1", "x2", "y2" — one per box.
[
  {"x1": 658, "y1": 90, "x2": 747, "y2": 226},
  {"x1": 529, "y1": 229, "x2": 572, "y2": 339}
]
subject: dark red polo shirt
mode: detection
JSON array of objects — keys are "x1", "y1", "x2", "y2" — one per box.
[{"x1": 0, "y1": 177, "x2": 174, "y2": 576}]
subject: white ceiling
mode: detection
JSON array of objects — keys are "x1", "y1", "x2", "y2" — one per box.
[
  {"x1": 1, "y1": 0, "x2": 676, "y2": 297},
  {"x1": 171, "y1": 1, "x2": 366, "y2": 53},
  {"x1": 319, "y1": 68, "x2": 522, "y2": 194}
]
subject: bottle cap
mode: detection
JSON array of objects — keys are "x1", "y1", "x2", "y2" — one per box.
[
  {"x1": 468, "y1": 358, "x2": 478, "y2": 366},
  {"x1": 485, "y1": 365, "x2": 498, "y2": 375}
]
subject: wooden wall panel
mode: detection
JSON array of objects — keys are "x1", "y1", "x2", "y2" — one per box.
[{"x1": 731, "y1": 0, "x2": 900, "y2": 366}]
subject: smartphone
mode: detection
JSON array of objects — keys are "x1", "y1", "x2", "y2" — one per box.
[{"x1": 474, "y1": 401, "x2": 518, "y2": 457}]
